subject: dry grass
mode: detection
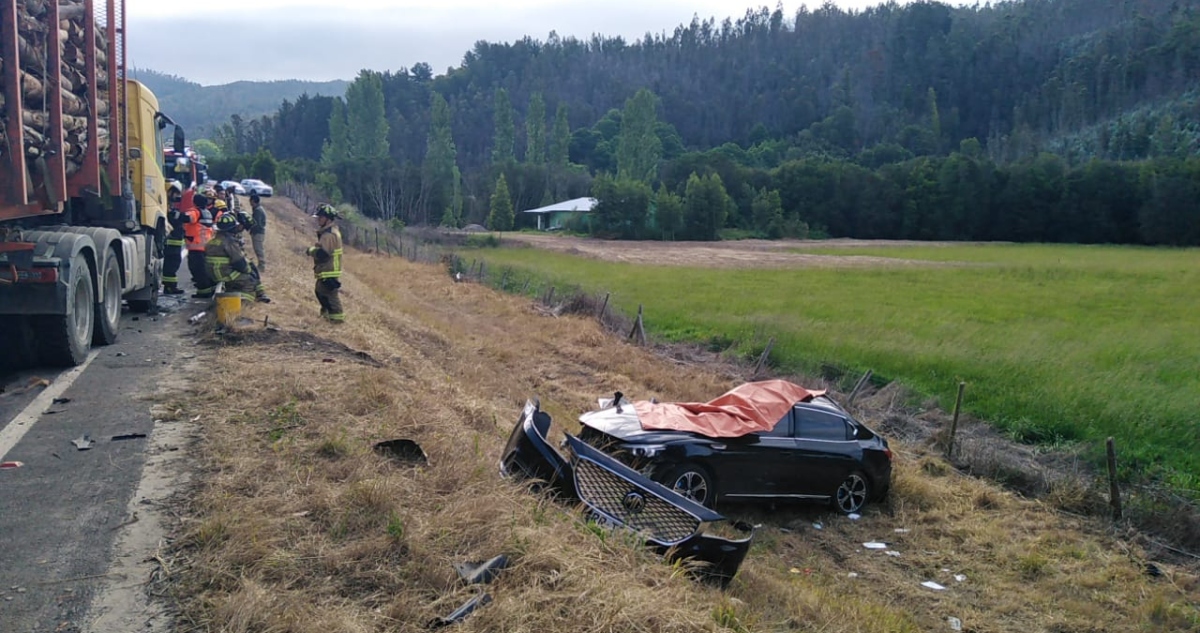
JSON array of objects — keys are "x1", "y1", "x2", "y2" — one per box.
[{"x1": 161, "y1": 198, "x2": 1200, "y2": 633}]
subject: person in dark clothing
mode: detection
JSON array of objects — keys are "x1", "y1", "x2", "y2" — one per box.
[
  {"x1": 249, "y1": 194, "x2": 267, "y2": 271},
  {"x1": 163, "y1": 182, "x2": 187, "y2": 295}
]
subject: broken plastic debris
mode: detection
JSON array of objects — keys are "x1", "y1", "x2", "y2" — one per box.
[
  {"x1": 948, "y1": 616, "x2": 963, "y2": 631},
  {"x1": 111, "y1": 433, "x2": 147, "y2": 441},
  {"x1": 847, "y1": 513, "x2": 861, "y2": 520},
  {"x1": 862, "y1": 542, "x2": 888, "y2": 550},
  {"x1": 922, "y1": 581, "x2": 947, "y2": 591},
  {"x1": 291, "y1": 511, "x2": 311, "y2": 518},
  {"x1": 812, "y1": 522, "x2": 823, "y2": 530},
  {"x1": 188, "y1": 311, "x2": 207, "y2": 324},
  {"x1": 453, "y1": 555, "x2": 509, "y2": 585},
  {"x1": 373, "y1": 439, "x2": 428, "y2": 465},
  {"x1": 789, "y1": 567, "x2": 802, "y2": 574},
  {"x1": 886, "y1": 550, "x2": 902, "y2": 557},
  {"x1": 52, "y1": 398, "x2": 71, "y2": 405},
  {"x1": 432, "y1": 592, "x2": 491, "y2": 628},
  {"x1": 894, "y1": 528, "x2": 910, "y2": 534},
  {"x1": 190, "y1": 415, "x2": 202, "y2": 422},
  {"x1": 954, "y1": 574, "x2": 967, "y2": 583},
  {"x1": 847, "y1": 572, "x2": 859, "y2": 578},
  {"x1": 0, "y1": 461, "x2": 24, "y2": 469},
  {"x1": 71, "y1": 435, "x2": 95, "y2": 450}
]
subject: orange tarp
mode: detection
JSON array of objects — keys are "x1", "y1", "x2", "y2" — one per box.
[{"x1": 634, "y1": 380, "x2": 823, "y2": 438}]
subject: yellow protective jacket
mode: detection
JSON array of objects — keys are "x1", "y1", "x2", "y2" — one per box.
[
  {"x1": 205, "y1": 233, "x2": 251, "y2": 282},
  {"x1": 308, "y1": 225, "x2": 343, "y2": 280}
]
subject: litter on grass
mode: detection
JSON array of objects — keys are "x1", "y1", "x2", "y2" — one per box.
[
  {"x1": 922, "y1": 581, "x2": 948, "y2": 591},
  {"x1": 863, "y1": 542, "x2": 888, "y2": 550}
]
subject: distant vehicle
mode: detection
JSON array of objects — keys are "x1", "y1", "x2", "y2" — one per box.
[
  {"x1": 240, "y1": 179, "x2": 273, "y2": 197},
  {"x1": 219, "y1": 181, "x2": 247, "y2": 195}
]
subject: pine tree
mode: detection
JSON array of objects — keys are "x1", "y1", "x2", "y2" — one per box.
[
  {"x1": 488, "y1": 174, "x2": 515, "y2": 232},
  {"x1": 549, "y1": 103, "x2": 571, "y2": 166},
  {"x1": 423, "y1": 93, "x2": 458, "y2": 225},
  {"x1": 344, "y1": 70, "x2": 390, "y2": 160},
  {"x1": 616, "y1": 89, "x2": 663, "y2": 183},
  {"x1": 492, "y1": 88, "x2": 515, "y2": 165},
  {"x1": 526, "y1": 92, "x2": 546, "y2": 164}
]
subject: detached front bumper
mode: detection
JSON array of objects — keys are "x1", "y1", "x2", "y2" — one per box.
[{"x1": 500, "y1": 400, "x2": 755, "y2": 588}]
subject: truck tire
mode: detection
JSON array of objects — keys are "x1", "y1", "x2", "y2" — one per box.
[
  {"x1": 40, "y1": 251, "x2": 95, "y2": 367},
  {"x1": 93, "y1": 248, "x2": 121, "y2": 345}
]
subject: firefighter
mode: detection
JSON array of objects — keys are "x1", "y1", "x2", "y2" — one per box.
[
  {"x1": 306, "y1": 204, "x2": 344, "y2": 322},
  {"x1": 248, "y1": 194, "x2": 267, "y2": 271},
  {"x1": 183, "y1": 193, "x2": 217, "y2": 298},
  {"x1": 162, "y1": 182, "x2": 186, "y2": 295},
  {"x1": 206, "y1": 213, "x2": 270, "y2": 303}
]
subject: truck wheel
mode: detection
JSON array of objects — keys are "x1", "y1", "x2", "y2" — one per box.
[
  {"x1": 93, "y1": 248, "x2": 121, "y2": 345},
  {"x1": 40, "y1": 251, "x2": 95, "y2": 366}
]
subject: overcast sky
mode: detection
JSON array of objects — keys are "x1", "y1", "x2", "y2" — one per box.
[{"x1": 126, "y1": 0, "x2": 966, "y2": 85}]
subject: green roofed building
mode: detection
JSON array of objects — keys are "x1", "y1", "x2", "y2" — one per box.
[{"x1": 522, "y1": 197, "x2": 597, "y2": 231}]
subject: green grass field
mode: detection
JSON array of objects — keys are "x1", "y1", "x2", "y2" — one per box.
[{"x1": 472, "y1": 242, "x2": 1200, "y2": 492}]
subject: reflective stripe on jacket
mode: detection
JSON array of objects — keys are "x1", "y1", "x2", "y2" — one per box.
[
  {"x1": 312, "y1": 225, "x2": 343, "y2": 280},
  {"x1": 205, "y1": 233, "x2": 247, "y2": 282}
]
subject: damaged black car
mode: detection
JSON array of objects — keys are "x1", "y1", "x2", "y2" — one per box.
[{"x1": 500, "y1": 399, "x2": 754, "y2": 588}]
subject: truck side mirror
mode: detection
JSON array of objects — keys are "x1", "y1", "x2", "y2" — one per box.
[{"x1": 173, "y1": 126, "x2": 186, "y2": 154}]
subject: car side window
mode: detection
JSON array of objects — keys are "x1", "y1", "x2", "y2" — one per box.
[
  {"x1": 761, "y1": 412, "x2": 792, "y2": 438},
  {"x1": 794, "y1": 407, "x2": 852, "y2": 441}
]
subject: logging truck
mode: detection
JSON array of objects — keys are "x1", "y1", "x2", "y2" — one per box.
[{"x1": 0, "y1": 0, "x2": 186, "y2": 367}]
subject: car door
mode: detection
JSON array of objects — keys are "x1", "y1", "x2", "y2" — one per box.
[
  {"x1": 789, "y1": 406, "x2": 861, "y2": 497},
  {"x1": 709, "y1": 412, "x2": 793, "y2": 498}
]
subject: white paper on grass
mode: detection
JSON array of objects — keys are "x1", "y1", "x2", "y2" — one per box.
[
  {"x1": 922, "y1": 581, "x2": 947, "y2": 591},
  {"x1": 863, "y1": 542, "x2": 888, "y2": 550}
]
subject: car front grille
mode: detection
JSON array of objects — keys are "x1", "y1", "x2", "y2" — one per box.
[{"x1": 573, "y1": 458, "x2": 702, "y2": 545}]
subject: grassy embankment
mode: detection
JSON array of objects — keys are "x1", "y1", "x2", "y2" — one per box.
[
  {"x1": 470, "y1": 242, "x2": 1200, "y2": 492},
  {"x1": 167, "y1": 200, "x2": 1199, "y2": 633}
]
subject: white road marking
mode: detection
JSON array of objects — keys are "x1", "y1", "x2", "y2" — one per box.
[{"x1": 0, "y1": 351, "x2": 100, "y2": 460}]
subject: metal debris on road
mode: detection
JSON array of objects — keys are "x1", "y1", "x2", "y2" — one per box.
[
  {"x1": 71, "y1": 435, "x2": 95, "y2": 450},
  {"x1": 0, "y1": 461, "x2": 24, "y2": 469}
]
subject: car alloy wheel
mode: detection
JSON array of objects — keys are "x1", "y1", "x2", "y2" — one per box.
[
  {"x1": 835, "y1": 472, "x2": 870, "y2": 514},
  {"x1": 666, "y1": 465, "x2": 713, "y2": 506}
]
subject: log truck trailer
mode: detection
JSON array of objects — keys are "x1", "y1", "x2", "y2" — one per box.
[{"x1": 0, "y1": 0, "x2": 186, "y2": 367}]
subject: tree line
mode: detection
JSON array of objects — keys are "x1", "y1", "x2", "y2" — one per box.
[{"x1": 204, "y1": 0, "x2": 1200, "y2": 245}]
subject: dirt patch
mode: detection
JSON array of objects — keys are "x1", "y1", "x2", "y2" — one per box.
[
  {"x1": 499, "y1": 233, "x2": 962, "y2": 269},
  {"x1": 201, "y1": 327, "x2": 384, "y2": 367}
]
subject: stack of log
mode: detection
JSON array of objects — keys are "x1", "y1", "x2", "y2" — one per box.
[{"x1": 0, "y1": 0, "x2": 111, "y2": 176}]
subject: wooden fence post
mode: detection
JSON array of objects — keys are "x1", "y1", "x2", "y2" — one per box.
[
  {"x1": 374, "y1": 228, "x2": 380, "y2": 253},
  {"x1": 628, "y1": 304, "x2": 646, "y2": 345},
  {"x1": 945, "y1": 382, "x2": 965, "y2": 460},
  {"x1": 847, "y1": 369, "x2": 874, "y2": 405},
  {"x1": 1107, "y1": 437, "x2": 1123, "y2": 520},
  {"x1": 598, "y1": 292, "x2": 610, "y2": 322},
  {"x1": 752, "y1": 337, "x2": 776, "y2": 378}
]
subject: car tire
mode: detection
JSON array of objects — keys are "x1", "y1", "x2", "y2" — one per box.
[
  {"x1": 659, "y1": 463, "x2": 716, "y2": 508},
  {"x1": 833, "y1": 471, "x2": 871, "y2": 514}
]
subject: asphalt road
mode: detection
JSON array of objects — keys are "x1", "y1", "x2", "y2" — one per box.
[{"x1": 0, "y1": 287, "x2": 200, "y2": 633}]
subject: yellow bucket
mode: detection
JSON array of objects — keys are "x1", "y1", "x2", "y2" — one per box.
[{"x1": 215, "y1": 292, "x2": 242, "y2": 327}]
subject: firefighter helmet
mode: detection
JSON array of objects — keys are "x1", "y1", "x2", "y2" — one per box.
[
  {"x1": 314, "y1": 203, "x2": 340, "y2": 219},
  {"x1": 215, "y1": 213, "x2": 240, "y2": 232}
]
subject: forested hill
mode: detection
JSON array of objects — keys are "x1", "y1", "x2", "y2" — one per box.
[
  {"x1": 130, "y1": 69, "x2": 347, "y2": 138},
  {"x1": 211, "y1": 0, "x2": 1200, "y2": 245}
]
